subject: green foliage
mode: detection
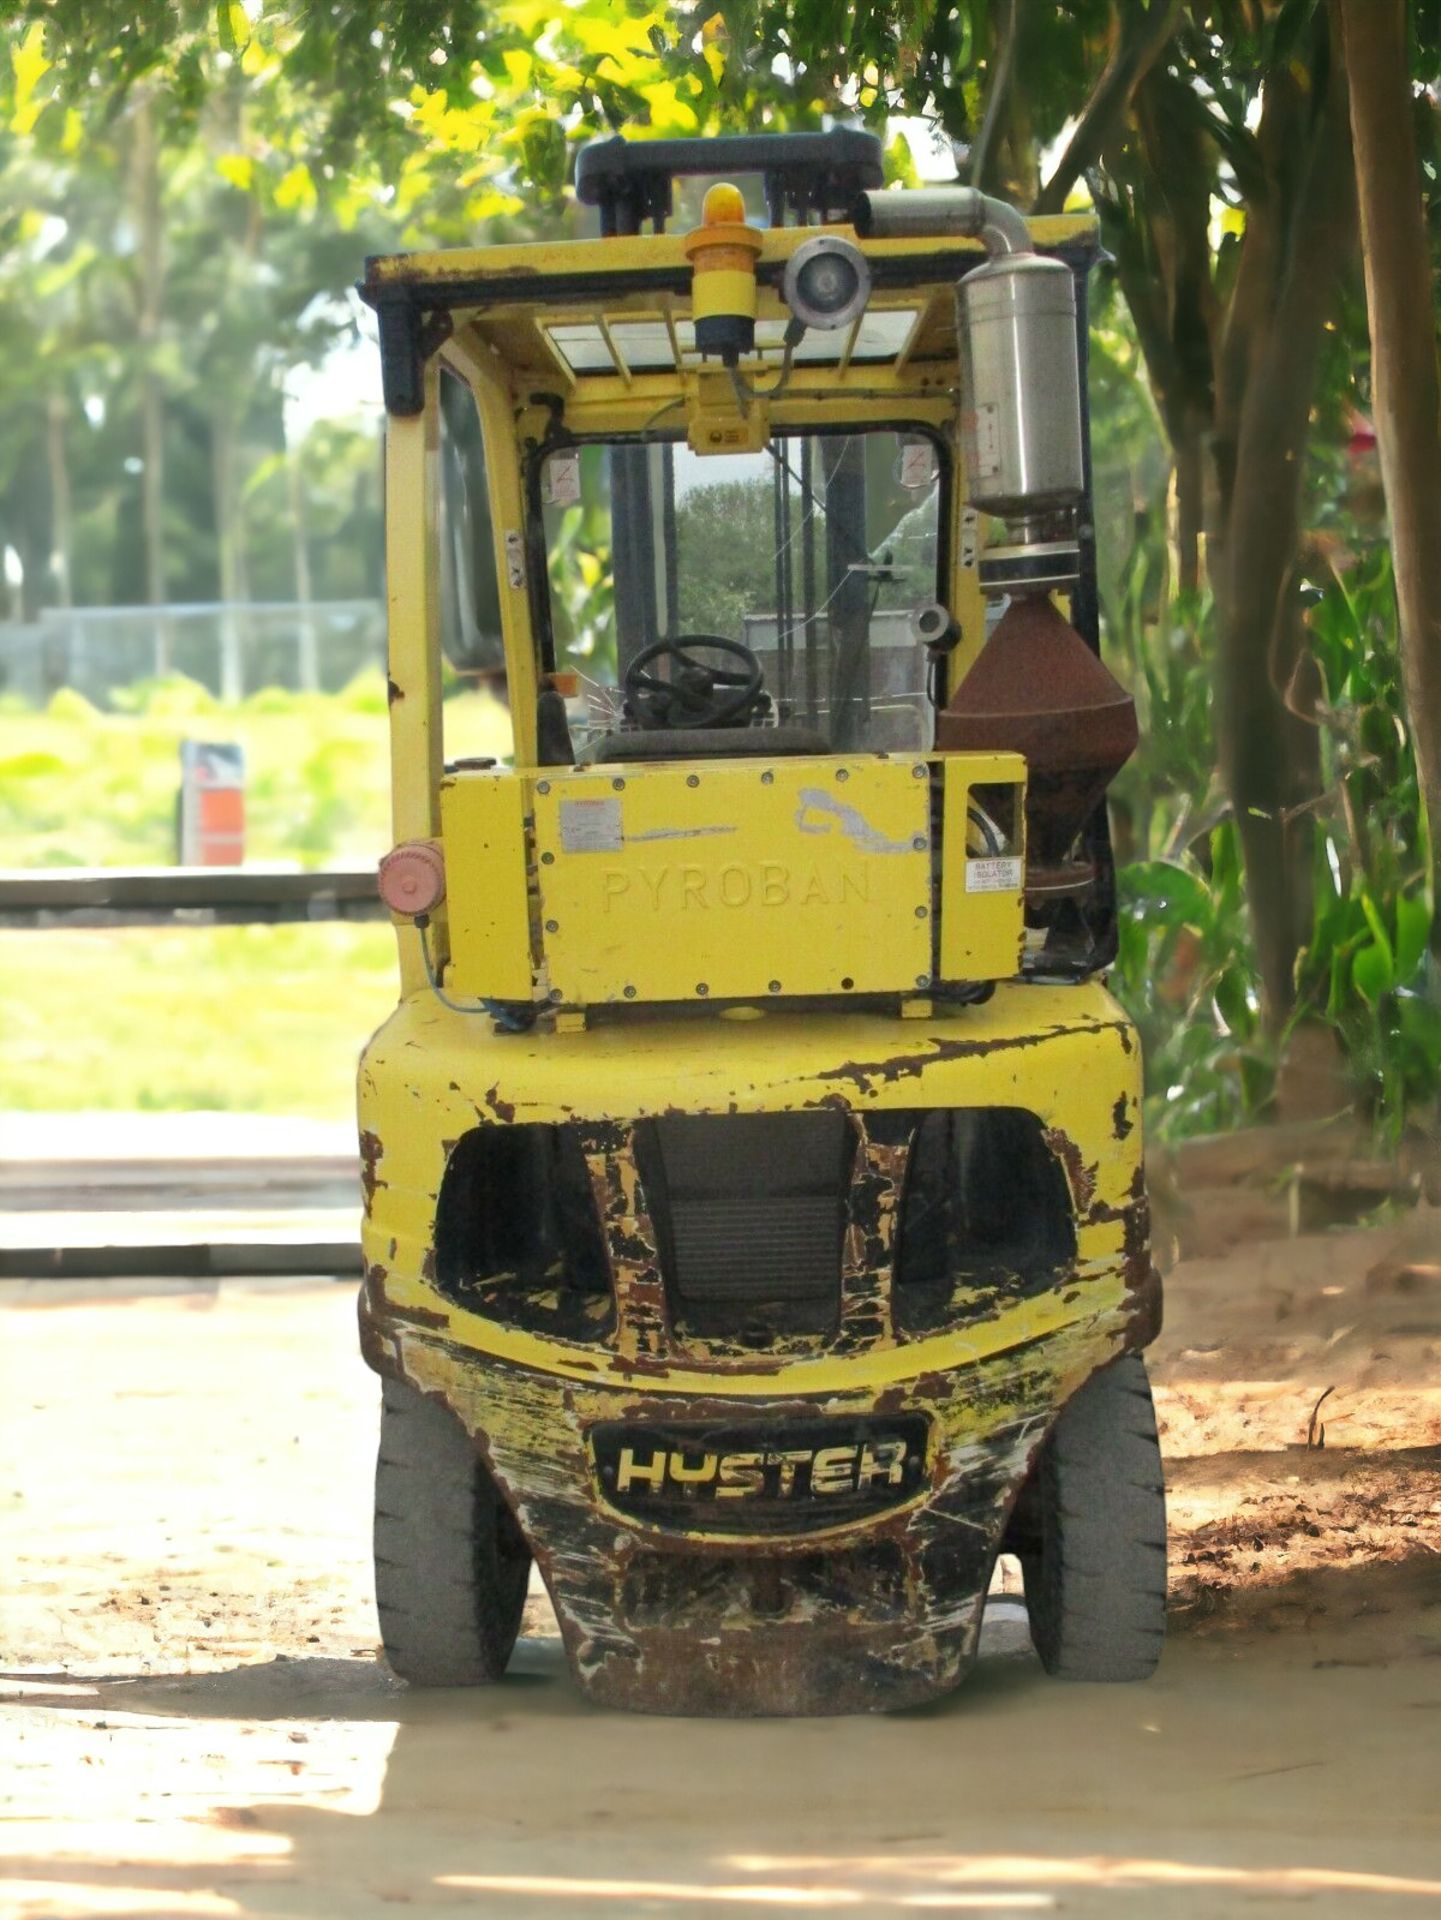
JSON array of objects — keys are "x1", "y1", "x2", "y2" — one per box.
[
  {"x1": 1108, "y1": 522, "x2": 1440, "y2": 1145},
  {"x1": 546, "y1": 485, "x2": 618, "y2": 694},
  {"x1": 1294, "y1": 550, "x2": 1440, "y2": 1137},
  {"x1": 0, "y1": 675, "x2": 392, "y2": 868},
  {"x1": 0, "y1": 920, "x2": 395, "y2": 1116},
  {"x1": 2, "y1": 0, "x2": 1437, "y2": 1153},
  {"x1": 674, "y1": 477, "x2": 777, "y2": 637},
  {"x1": 1104, "y1": 511, "x2": 1269, "y2": 1142},
  {"x1": 1114, "y1": 827, "x2": 1271, "y2": 1144},
  {"x1": 1105, "y1": 518, "x2": 1220, "y2": 867}
]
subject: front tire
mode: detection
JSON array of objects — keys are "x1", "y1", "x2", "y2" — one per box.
[
  {"x1": 374, "y1": 1376, "x2": 531, "y2": 1686},
  {"x1": 1019, "y1": 1353, "x2": 1167, "y2": 1681}
]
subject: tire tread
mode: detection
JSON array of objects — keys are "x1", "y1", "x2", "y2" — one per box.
[
  {"x1": 1022, "y1": 1353, "x2": 1167, "y2": 1682},
  {"x1": 373, "y1": 1376, "x2": 530, "y2": 1687}
]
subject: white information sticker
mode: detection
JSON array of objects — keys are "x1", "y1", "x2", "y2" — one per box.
[
  {"x1": 965, "y1": 855, "x2": 1023, "y2": 894},
  {"x1": 898, "y1": 438, "x2": 938, "y2": 489},
  {"x1": 559, "y1": 796, "x2": 623, "y2": 854},
  {"x1": 543, "y1": 452, "x2": 581, "y2": 506}
]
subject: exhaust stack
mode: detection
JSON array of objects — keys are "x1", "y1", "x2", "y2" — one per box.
[
  {"x1": 854, "y1": 186, "x2": 1083, "y2": 593},
  {"x1": 856, "y1": 187, "x2": 1135, "y2": 891}
]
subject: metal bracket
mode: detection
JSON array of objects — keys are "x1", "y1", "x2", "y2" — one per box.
[{"x1": 374, "y1": 296, "x2": 454, "y2": 416}]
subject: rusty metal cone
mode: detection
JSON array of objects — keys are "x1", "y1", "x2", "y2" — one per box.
[{"x1": 935, "y1": 593, "x2": 1137, "y2": 867}]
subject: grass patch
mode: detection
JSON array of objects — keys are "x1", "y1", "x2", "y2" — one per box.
[
  {"x1": 0, "y1": 673, "x2": 509, "y2": 869},
  {"x1": 0, "y1": 923, "x2": 397, "y2": 1119},
  {"x1": 1, "y1": 674, "x2": 510, "y2": 1115}
]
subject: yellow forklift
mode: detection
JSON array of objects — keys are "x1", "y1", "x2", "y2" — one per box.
[{"x1": 357, "y1": 132, "x2": 1164, "y2": 1715}]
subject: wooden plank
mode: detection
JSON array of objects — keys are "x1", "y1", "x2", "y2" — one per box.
[
  {"x1": 0, "y1": 865, "x2": 384, "y2": 927},
  {"x1": 0, "y1": 1208, "x2": 363, "y2": 1280}
]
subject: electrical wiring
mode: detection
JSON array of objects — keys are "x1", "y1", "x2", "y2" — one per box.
[{"x1": 415, "y1": 915, "x2": 532, "y2": 1032}]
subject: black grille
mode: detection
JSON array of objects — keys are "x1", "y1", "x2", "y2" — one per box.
[{"x1": 640, "y1": 1112, "x2": 852, "y2": 1339}]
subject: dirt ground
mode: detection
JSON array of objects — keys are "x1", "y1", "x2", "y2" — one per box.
[{"x1": 3, "y1": 1144, "x2": 1439, "y2": 1917}]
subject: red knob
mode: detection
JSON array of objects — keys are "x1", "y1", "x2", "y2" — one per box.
[{"x1": 378, "y1": 840, "x2": 446, "y2": 917}]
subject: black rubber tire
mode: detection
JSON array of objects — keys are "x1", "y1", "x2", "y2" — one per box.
[
  {"x1": 374, "y1": 1376, "x2": 532, "y2": 1686},
  {"x1": 1020, "y1": 1353, "x2": 1167, "y2": 1681}
]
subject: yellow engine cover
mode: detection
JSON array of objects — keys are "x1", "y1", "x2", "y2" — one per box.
[{"x1": 531, "y1": 757, "x2": 932, "y2": 1006}]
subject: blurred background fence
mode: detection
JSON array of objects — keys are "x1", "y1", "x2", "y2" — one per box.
[{"x1": 0, "y1": 601, "x2": 385, "y2": 708}]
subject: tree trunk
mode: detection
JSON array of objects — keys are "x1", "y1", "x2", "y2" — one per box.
[
  {"x1": 1212, "y1": 49, "x2": 1355, "y2": 1031},
  {"x1": 1172, "y1": 412, "x2": 1204, "y2": 598},
  {"x1": 212, "y1": 409, "x2": 244, "y2": 702},
  {"x1": 45, "y1": 392, "x2": 74, "y2": 610},
  {"x1": 1035, "y1": 0, "x2": 1182, "y2": 215},
  {"x1": 130, "y1": 90, "x2": 169, "y2": 672},
  {"x1": 287, "y1": 431, "x2": 319, "y2": 692},
  {"x1": 1336, "y1": 0, "x2": 1441, "y2": 913}
]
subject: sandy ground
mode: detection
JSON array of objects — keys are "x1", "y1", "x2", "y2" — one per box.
[{"x1": 2, "y1": 1189, "x2": 1440, "y2": 1917}]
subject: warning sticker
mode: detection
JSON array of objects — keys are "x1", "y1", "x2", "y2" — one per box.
[
  {"x1": 898, "y1": 438, "x2": 938, "y2": 490},
  {"x1": 965, "y1": 855, "x2": 1023, "y2": 894},
  {"x1": 543, "y1": 452, "x2": 581, "y2": 507},
  {"x1": 559, "y1": 796, "x2": 623, "y2": 853}
]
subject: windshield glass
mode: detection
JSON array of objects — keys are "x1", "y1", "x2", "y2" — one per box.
[{"x1": 539, "y1": 430, "x2": 943, "y2": 754}]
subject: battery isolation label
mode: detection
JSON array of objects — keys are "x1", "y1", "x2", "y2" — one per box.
[{"x1": 965, "y1": 855, "x2": 1024, "y2": 894}]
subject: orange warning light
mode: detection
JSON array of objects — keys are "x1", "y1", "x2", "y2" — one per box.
[{"x1": 701, "y1": 181, "x2": 747, "y2": 227}]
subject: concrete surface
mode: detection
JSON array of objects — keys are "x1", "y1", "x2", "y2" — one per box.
[{"x1": 2, "y1": 1275, "x2": 1439, "y2": 1919}]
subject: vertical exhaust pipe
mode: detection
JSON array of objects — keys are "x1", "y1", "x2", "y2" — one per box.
[
  {"x1": 852, "y1": 185, "x2": 1083, "y2": 592},
  {"x1": 854, "y1": 187, "x2": 1133, "y2": 900}
]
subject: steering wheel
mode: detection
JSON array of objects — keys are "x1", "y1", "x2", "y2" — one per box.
[{"x1": 622, "y1": 634, "x2": 766, "y2": 731}]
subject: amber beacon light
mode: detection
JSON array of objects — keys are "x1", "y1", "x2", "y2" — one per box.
[{"x1": 683, "y1": 182, "x2": 763, "y2": 363}]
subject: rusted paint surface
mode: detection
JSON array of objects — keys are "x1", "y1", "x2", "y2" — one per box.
[
  {"x1": 386, "y1": 1304, "x2": 1124, "y2": 1715},
  {"x1": 1043, "y1": 1125, "x2": 1098, "y2": 1215},
  {"x1": 358, "y1": 1129, "x2": 387, "y2": 1209},
  {"x1": 810, "y1": 1016, "x2": 1132, "y2": 1101},
  {"x1": 356, "y1": 983, "x2": 1160, "y2": 1712},
  {"x1": 578, "y1": 1122, "x2": 669, "y2": 1368},
  {"x1": 836, "y1": 1114, "x2": 910, "y2": 1352}
]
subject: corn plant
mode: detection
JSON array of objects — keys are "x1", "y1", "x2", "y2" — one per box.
[{"x1": 1293, "y1": 549, "x2": 1440, "y2": 1142}]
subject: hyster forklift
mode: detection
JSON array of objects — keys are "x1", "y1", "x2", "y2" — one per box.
[{"x1": 357, "y1": 131, "x2": 1165, "y2": 1715}]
